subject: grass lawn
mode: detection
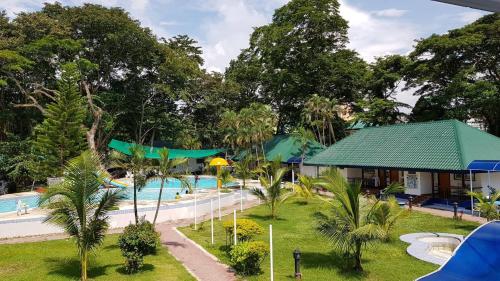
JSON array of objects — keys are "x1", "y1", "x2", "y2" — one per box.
[
  {"x1": 0, "y1": 234, "x2": 195, "y2": 281},
  {"x1": 180, "y1": 198, "x2": 479, "y2": 281}
]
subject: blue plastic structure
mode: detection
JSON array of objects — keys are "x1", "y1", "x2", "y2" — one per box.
[{"x1": 417, "y1": 221, "x2": 500, "y2": 281}]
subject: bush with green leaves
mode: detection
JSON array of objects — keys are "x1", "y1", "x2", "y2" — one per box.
[
  {"x1": 229, "y1": 241, "x2": 269, "y2": 275},
  {"x1": 223, "y1": 219, "x2": 264, "y2": 243},
  {"x1": 118, "y1": 220, "x2": 160, "y2": 273}
]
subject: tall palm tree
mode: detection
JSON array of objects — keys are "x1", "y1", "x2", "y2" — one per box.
[
  {"x1": 316, "y1": 168, "x2": 383, "y2": 271},
  {"x1": 291, "y1": 126, "x2": 316, "y2": 168},
  {"x1": 110, "y1": 144, "x2": 148, "y2": 224},
  {"x1": 233, "y1": 155, "x2": 254, "y2": 189},
  {"x1": 152, "y1": 148, "x2": 187, "y2": 224},
  {"x1": 468, "y1": 191, "x2": 500, "y2": 221},
  {"x1": 251, "y1": 167, "x2": 292, "y2": 219},
  {"x1": 40, "y1": 151, "x2": 123, "y2": 281}
]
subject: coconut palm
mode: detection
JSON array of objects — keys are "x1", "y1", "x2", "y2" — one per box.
[
  {"x1": 287, "y1": 174, "x2": 318, "y2": 201},
  {"x1": 233, "y1": 155, "x2": 254, "y2": 190},
  {"x1": 366, "y1": 197, "x2": 409, "y2": 241},
  {"x1": 251, "y1": 167, "x2": 292, "y2": 219},
  {"x1": 152, "y1": 148, "x2": 187, "y2": 224},
  {"x1": 110, "y1": 144, "x2": 148, "y2": 224},
  {"x1": 40, "y1": 151, "x2": 123, "y2": 281},
  {"x1": 291, "y1": 126, "x2": 316, "y2": 167},
  {"x1": 220, "y1": 168, "x2": 235, "y2": 188},
  {"x1": 468, "y1": 191, "x2": 500, "y2": 221},
  {"x1": 316, "y1": 168, "x2": 383, "y2": 271}
]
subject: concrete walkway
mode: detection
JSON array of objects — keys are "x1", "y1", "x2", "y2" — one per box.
[
  {"x1": 156, "y1": 200, "x2": 260, "y2": 281},
  {"x1": 412, "y1": 206, "x2": 487, "y2": 224}
]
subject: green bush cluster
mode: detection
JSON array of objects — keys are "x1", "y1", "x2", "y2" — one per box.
[
  {"x1": 223, "y1": 218, "x2": 264, "y2": 243},
  {"x1": 118, "y1": 220, "x2": 160, "y2": 274},
  {"x1": 229, "y1": 241, "x2": 269, "y2": 275}
]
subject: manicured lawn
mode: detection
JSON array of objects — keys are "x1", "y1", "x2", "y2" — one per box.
[
  {"x1": 0, "y1": 234, "x2": 195, "y2": 281},
  {"x1": 180, "y1": 198, "x2": 479, "y2": 281}
]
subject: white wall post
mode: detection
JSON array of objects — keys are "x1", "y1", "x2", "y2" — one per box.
[
  {"x1": 233, "y1": 209, "x2": 237, "y2": 245},
  {"x1": 470, "y1": 170, "x2": 474, "y2": 215},
  {"x1": 210, "y1": 199, "x2": 214, "y2": 245},
  {"x1": 270, "y1": 224, "x2": 274, "y2": 281},
  {"x1": 292, "y1": 165, "x2": 295, "y2": 184},
  {"x1": 194, "y1": 187, "x2": 197, "y2": 230}
]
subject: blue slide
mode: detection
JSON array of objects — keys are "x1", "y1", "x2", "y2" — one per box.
[{"x1": 417, "y1": 221, "x2": 500, "y2": 281}]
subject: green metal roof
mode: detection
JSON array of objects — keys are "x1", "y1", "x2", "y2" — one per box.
[
  {"x1": 108, "y1": 139, "x2": 224, "y2": 159},
  {"x1": 235, "y1": 134, "x2": 325, "y2": 163},
  {"x1": 304, "y1": 120, "x2": 500, "y2": 171}
]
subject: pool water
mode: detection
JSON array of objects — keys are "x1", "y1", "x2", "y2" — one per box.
[{"x1": 0, "y1": 176, "x2": 234, "y2": 213}]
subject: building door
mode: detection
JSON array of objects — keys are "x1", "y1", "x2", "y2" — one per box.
[
  {"x1": 378, "y1": 169, "x2": 386, "y2": 188},
  {"x1": 438, "y1": 173, "x2": 450, "y2": 199},
  {"x1": 389, "y1": 170, "x2": 399, "y2": 183}
]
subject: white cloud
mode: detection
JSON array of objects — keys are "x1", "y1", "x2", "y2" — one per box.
[
  {"x1": 458, "y1": 11, "x2": 483, "y2": 23},
  {"x1": 373, "y1": 8, "x2": 407, "y2": 18},
  {"x1": 339, "y1": 1, "x2": 418, "y2": 62},
  {"x1": 197, "y1": 0, "x2": 275, "y2": 73}
]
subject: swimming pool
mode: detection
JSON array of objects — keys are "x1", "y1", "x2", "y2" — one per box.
[{"x1": 0, "y1": 176, "x2": 236, "y2": 213}]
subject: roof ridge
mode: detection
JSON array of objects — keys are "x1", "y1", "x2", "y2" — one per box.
[
  {"x1": 451, "y1": 120, "x2": 467, "y2": 170},
  {"x1": 360, "y1": 119, "x2": 457, "y2": 131}
]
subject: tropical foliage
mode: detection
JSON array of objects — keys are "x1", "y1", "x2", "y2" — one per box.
[
  {"x1": 118, "y1": 220, "x2": 160, "y2": 273},
  {"x1": 40, "y1": 151, "x2": 123, "y2": 281},
  {"x1": 468, "y1": 191, "x2": 500, "y2": 221},
  {"x1": 233, "y1": 155, "x2": 254, "y2": 189},
  {"x1": 287, "y1": 174, "x2": 319, "y2": 201},
  {"x1": 251, "y1": 167, "x2": 292, "y2": 219},
  {"x1": 315, "y1": 168, "x2": 383, "y2": 271},
  {"x1": 367, "y1": 197, "x2": 409, "y2": 241}
]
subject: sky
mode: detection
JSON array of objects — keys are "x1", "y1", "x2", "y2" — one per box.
[{"x1": 0, "y1": 0, "x2": 489, "y2": 108}]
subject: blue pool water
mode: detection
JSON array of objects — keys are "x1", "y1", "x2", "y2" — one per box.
[{"x1": 0, "y1": 176, "x2": 234, "y2": 213}]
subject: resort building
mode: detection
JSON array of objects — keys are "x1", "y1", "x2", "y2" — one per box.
[{"x1": 304, "y1": 120, "x2": 500, "y2": 204}]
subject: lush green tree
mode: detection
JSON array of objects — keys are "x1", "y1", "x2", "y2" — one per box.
[
  {"x1": 152, "y1": 148, "x2": 186, "y2": 224},
  {"x1": 287, "y1": 174, "x2": 318, "y2": 201},
  {"x1": 40, "y1": 151, "x2": 123, "y2": 281},
  {"x1": 291, "y1": 126, "x2": 317, "y2": 165},
  {"x1": 355, "y1": 98, "x2": 408, "y2": 126},
  {"x1": 303, "y1": 94, "x2": 343, "y2": 145},
  {"x1": 226, "y1": 0, "x2": 368, "y2": 131},
  {"x1": 251, "y1": 167, "x2": 292, "y2": 219},
  {"x1": 316, "y1": 168, "x2": 383, "y2": 271},
  {"x1": 406, "y1": 14, "x2": 500, "y2": 136},
  {"x1": 32, "y1": 63, "x2": 87, "y2": 177},
  {"x1": 367, "y1": 197, "x2": 408, "y2": 241}
]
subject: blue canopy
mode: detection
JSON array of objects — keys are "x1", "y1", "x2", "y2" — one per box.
[
  {"x1": 467, "y1": 160, "x2": 500, "y2": 171},
  {"x1": 286, "y1": 156, "x2": 302, "y2": 164}
]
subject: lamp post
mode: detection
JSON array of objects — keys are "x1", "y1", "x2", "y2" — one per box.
[
  {"x1": 453, "y1": 202, "x2": 458, "y2": 220},
  {"x1": 293, "y1": 249, "x2": 302, "y2": 279},
  {"x1": 408, "y1": 196, "x2": 414, "y2": 211}
]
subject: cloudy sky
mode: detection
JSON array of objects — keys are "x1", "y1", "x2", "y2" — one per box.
[{"x1": 0, "y1": 0, "x2": 489, "y2": 107}]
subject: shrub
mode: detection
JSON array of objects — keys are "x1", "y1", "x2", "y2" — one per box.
[
  {"x1": 118, "y1": 220, "x2": 160, "y2": 273},
  {"x1": 223, "y1": 218, "x2": 264, "y2": 243},
  {"x1": 229, "y1": 241, "x2": 269, "y2": 275}
]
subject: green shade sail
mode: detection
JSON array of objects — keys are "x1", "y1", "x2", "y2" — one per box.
[
  {"x1": 108, "y1": 139, "x2": 224, "y2": 159},
  {"x1": 234, "y1": 134, "x2": 325, "y2": 163},
  {"x1": 305, "y1": 120, "x2": 500, "y2": 171}
]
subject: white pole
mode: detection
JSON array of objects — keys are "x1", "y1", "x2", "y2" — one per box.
[
  {"x1": 194, "y1": 187, "x2": 197, "y2": 230},
  {"x1": 488, "y1": 171, "x2": 491, "y2": 189},
  {"x1": 470, "y1": 170, "x2": 474, "y2": 215},
  {"x1": 218, "y1": 189, "x2": 221, "y2": 220},
  {"x1": 233, "y1": 209, "x2": 237, "y2": 245},
  {"x1": 210, "y1": 199, "x2": 214, "y2": 245},
  {"x1": 270, "y1": 224, "x2": 274, "y2": 281},
  {"x1": 240, "y1": 185, "x2": 243, "y2": 212},
  {"x1": 292, "y1": 164, "x2": 295, "y2": 184}
]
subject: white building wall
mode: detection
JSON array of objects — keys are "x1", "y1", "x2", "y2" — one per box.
[
  {"x1": 404, "y1": 171, "x2": 432, "y2": 196},
  {"x1": 300, "y1": 165, "x2": 318, "y2": 177},
  {"x1": 478, "y1": 172, "x2": 500, "y2": 195}
]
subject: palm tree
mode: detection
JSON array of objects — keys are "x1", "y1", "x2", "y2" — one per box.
[
  {"x1": 233, "y1": 155, "x2": 254, "y2": 190},
  {"x1": 152, "y1": 148, "x2": 187, "y2": 224},
  {"x1": 110, "y1": 144, "x2": 148, "y2": 224},
  {"x1": 40, "y1": 151, "x2": 123, "y2": 281},
  {"x1": 367, "y1": 197, "x2": 408, "y2": 241},
  {"x1": 251, "y1": 167, "x2": 292, "y2": 219},
  {"x1": 316, "y1": 168, "x2": 383, "y2": 271},
  {"x1": 287, "y1": 174, "x2": 318, "y2": 201},
  {"x1": 291, "y1": 126, "x2": 316, "y2": 168},
  {"x1": 468, "y1": 191, "x2": 500, "y2": 221}
]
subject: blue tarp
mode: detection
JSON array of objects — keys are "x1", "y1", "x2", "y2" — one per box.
[
  {"x1": 417, "y1": 221, "x2": 500, "y2": 281},
  {"x1": 467, "y1": 160, "x2": 500, "y2": 171}
]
